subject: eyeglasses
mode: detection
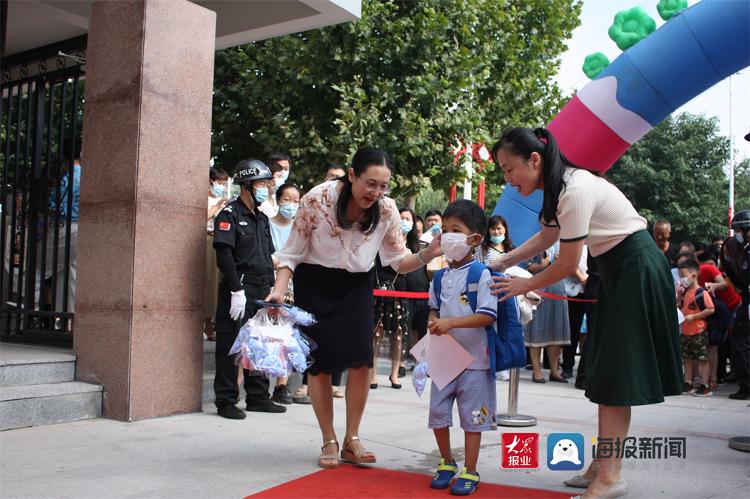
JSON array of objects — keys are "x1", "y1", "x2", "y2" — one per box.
[{"x1": 357, "y1": 176, "x2": 391, "y2": 195}]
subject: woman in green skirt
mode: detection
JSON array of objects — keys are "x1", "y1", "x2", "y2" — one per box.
[{"x1": 489, "y1": 128, "x2": 682, "y2": 499}]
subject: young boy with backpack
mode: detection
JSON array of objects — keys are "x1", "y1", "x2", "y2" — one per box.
[
  {"x1": 678, "y1": 259, "x2": 715, "y2": 397},
  {"x1": 425, "y1": 200, "x2": 502, "y2": 496}
]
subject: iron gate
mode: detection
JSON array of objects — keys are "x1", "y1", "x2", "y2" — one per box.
[{"x1": 1, "y1": 42, "x2": 85, "y2": 344}]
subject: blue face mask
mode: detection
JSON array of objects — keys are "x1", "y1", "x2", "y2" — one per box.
[
  {"x1": 211, "y1": 182, "x2": 226, "y2": 197},
  {"x1": 254, "y1": 186, "x2": 268, "y2": 203},
  {"x1": 282, "y1": 170, "x2": 290, "y2": 181},
  {"x1": 279, "y1": 203, "x2": 298, "y2": 220},
  {"x1": 430, "y1": 224, "x2": 442, "y2": 234},
  {"x1": 490, "y1": 234, "x2": 506, "y2": 244},
  {"x1": 400, "y1": 220, "x2": 413, "y2": 234}
]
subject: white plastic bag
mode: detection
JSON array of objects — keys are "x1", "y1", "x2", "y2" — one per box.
[{"x1": 229, "y1": 308, "x2": 316, "y2": 378}]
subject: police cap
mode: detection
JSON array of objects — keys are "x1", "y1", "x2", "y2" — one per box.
[
  {"x1": 731, "y1": 210, "x2": 750, "y2": 229},
  {"x1": 234, "y1": 159, "x2": 272, "y2": 184}
]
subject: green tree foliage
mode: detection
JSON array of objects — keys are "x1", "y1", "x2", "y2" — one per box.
[
  {"x1": 211, "y1": 0, "x2": 582, "y2": 194},
  {"x1": 608, "y1": 113, "x2": 731, "y2": 243},
  {"x1": 734, "y1": 158, "x2": 750, "y2": 215}
]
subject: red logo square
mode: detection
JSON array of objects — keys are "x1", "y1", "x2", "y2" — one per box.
[{"x1": 501, "y1": 432, "x2": 539, "y2": 469}]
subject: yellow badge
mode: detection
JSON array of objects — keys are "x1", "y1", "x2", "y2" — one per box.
[{"x1": 459, "y1": 293, "x2": 469, "y2": 305}]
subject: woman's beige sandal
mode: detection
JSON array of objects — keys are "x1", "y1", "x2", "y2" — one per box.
[
  {"x1": 319, "y1": 440, "x2": 340, "y2": 469},
  {"x1": 341, "y1": 436, "x2": 377, "y2": 464}
]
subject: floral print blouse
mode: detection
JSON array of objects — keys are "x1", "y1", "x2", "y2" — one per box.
[{"x1": 274, "y1": 181, "x2": 410, "y2": 273}]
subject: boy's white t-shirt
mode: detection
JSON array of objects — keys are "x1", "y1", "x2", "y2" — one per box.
[{"x1": 428, "y1": 261, "x2": 497, "y2": 370}]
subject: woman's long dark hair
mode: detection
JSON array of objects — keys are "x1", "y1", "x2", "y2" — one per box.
[
  {"x1": 399, "y1": 207, "x2": 420, "y2": 253},
  {"x1": 491, "y1": 127, "x2": 586, "y2": 226},
  {"x1": 481, "y1": 215, "x2": 515, "y2": 253},
  {"x1": 336, "y1": 147, "x2": 393, "y2": 235}
]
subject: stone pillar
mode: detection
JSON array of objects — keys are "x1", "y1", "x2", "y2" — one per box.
[{"x1": 75, "y1": 0, "x2": 216, "y2": 420}]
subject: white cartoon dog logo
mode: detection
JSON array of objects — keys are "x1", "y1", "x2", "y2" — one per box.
[
  {"x1": 551, "y1": 438, "x2": 581, "y2": 465},
  {"x1": 471, "y1": 410, "x2": 484, "y2": 425}
]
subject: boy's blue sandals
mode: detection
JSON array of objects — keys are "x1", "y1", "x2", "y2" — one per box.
[
  {"x1": 430, "y1": 459, "x2": 459, "y2": 489},
  {"x1": 450, "y1": 470, "x2": 480, "y2": 496}
]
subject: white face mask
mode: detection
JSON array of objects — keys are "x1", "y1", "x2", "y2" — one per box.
[
  {"x1": 441, "y1": 233, "x2": 476, "y2": 262},
  {"x1": 736, "y1": 232, "x2": 745, "y2": 245},
  {"x1": 679, "y1": 276, "x2": 692, "y2": 288}
]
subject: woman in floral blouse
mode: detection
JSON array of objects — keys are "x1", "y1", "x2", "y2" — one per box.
[{"x1": 266, "y1": 147, "x2": 443, "y2": 469}]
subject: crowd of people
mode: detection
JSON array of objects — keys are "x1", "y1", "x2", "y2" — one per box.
[
  {"x1": 203, "y1": 128, "x2": 749, "y2": 498},
  {"x1": 652, "y1": 218, "x2": 749, "y2": 400}
]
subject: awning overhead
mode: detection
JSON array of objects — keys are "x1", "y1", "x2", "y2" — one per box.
[{"x1": 3, "y1": 0, "x2": 360, "y2": 56}]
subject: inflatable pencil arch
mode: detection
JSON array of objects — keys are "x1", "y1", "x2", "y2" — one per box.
[{"x1": 493, "y1": 0, "x2": 750, "y2": 246}]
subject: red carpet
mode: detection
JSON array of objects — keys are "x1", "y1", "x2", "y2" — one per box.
[{"x1": 247, "y1": 464, "x2": 572, "y2": 498}]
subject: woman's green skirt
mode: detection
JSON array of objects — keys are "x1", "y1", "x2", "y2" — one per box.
[{"x1": 585, "y1": 230, "x2": 683, "y2": 406}]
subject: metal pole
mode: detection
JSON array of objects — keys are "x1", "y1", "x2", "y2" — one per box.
[
  {"x1": 728, "y1": 74, "x2": 735, "y2": 236},
  {"x1": 497, "y1": 368, "x2": 537, "y2": 427}
]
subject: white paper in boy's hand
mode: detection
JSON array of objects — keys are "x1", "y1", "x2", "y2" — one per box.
[
  {"x1": 409, "y1": 333, "x2": 474, "y2": 390},
  {"x1": 677, "y1": 308, "x2": 685, "y2": 324}
]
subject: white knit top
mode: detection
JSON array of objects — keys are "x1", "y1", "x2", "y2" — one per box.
[{"x1": 545, "y1": 168, "x2": 647, "y2": 257}]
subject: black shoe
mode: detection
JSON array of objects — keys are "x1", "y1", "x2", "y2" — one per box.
[
  {"x1": 246, "y1": 399, "x2": 287, "y2": 413},
  {"x1": 217, "y1": 405, "x2": 246, "y2": 419},
  {"x1": 729, "y1": 390, "x2": 750, "y2": 400},
  {"x1": 390, "y1": 378, "x2": 402, "y2": 389},
  {"x1": 398, "y1": 366, "x2": 406, "y2": 378},
  {"x1": 271, "y1": 384, "x2": 293, "y2": 404},
  {"x1": 549, "y1": 375, "x2": 569, "y2": 383},
  {"x1": 561, "y1": 371, "x2": 573, "y2": 379},
  {"x1": 531, "y1": 377, "x2": 546, "y2": 384}
]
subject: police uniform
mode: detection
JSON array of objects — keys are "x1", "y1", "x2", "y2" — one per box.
[
  {"x1": 212, "y1": 164, "x2": 277, "y2": 412},
  {"x1": 725, "y1": 211, "x2": 750, "y2": 399}
]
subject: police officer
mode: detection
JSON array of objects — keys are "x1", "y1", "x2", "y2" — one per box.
[
  {"x1": 213, "y1": 159, "x2": 286, "y2": 419},
  {"x1": 722, "y1": 210, "x2": 750, "y2": 400}
]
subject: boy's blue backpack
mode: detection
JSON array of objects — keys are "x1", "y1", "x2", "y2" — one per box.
[{"x1": 432, "y1": 260, "x2": 526, "y2": 377}]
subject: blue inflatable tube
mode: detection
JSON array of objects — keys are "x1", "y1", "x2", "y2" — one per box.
[{"x1": 493, "y1": 0, "x2": 750, "y2": 243}]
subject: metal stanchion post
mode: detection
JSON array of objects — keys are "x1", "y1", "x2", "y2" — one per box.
[
  {"x1": 497, "y1": 368, "x2": 537, "y2": 427},
  {"x1": 728, "y1": 436, "x2": 750, "y2": 452}
]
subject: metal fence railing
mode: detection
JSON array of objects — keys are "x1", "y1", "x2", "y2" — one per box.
[{"x1": 1, "y1": 51, "x2": 85, "y2": 345}]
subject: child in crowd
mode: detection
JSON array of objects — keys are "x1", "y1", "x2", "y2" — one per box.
[
  {"x1": 426, "y1": 200, "x2": 497, "y2": 496},
  {"x1": 678, "y1": 259, "x2": 715, "y2": 397}
]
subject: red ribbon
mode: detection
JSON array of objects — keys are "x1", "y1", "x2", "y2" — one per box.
[
  {"x1": 371, "y1": 289, "x2": 597, "y2": 303},
  {"x1": 373, "y1": 289, "x2": 429, "y2": 299},
  {"x1": 534, "y1": 290, "x2": 597, "y2": 303}
]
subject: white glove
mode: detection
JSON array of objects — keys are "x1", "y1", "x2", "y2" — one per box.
[{"x1": 229, "y1": 290, "x2": 247, "y2": 321}]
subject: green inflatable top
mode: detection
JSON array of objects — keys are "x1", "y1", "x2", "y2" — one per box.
[{"x1": 608, "y1": 6, "x2": 657, "y2": 50}]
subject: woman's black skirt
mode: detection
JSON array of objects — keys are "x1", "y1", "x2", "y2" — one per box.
[
  {"x1": 585, "y1": 230, "x2": 683, "y2": 405},
  {"x1": 293, "y1": 263, "x2": 375, "y2": 375}
]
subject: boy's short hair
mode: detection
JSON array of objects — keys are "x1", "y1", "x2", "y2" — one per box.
[
  {"x1": 675, "y1": 251, "x2": 694, "y2": 263},
  {"x1": 424, "y1": 209, "x2": 442, "y2": 219},
  {"x1": 697, "y1": 250, "x2": 718, "y2": 264},
  {"x1": 677, "y1": 259, "x2": 700, "y2": 273},
  {"x1": 268, "y1": 151, "x2": 291, "y2": 166},
  {"x1": 441, "y1": 199, "x2": 487, "y2": 234}
]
